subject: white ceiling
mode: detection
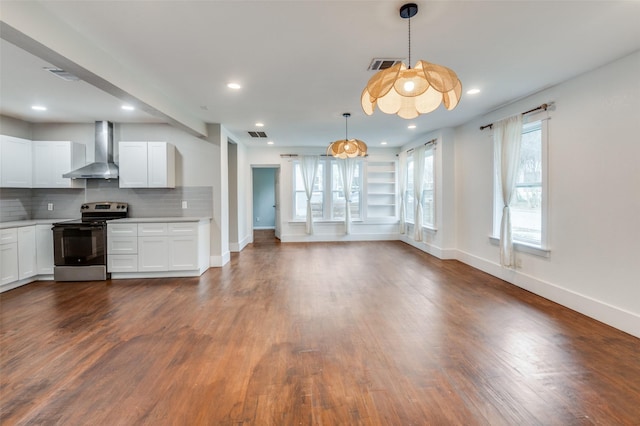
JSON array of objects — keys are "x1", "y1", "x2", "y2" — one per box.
[{"x1": 1, "y1": 1, "x2": 639, "y2": 149}]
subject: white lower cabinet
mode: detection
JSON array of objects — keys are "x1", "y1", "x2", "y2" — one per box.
[
  {"x1": 108, "y1": 254, "x2": 138, "y2": 273},
  {"x1": 107, "y1": 220, "x2": 209, "y2": 277},
  {"x1": 107, "y1": 223, "x2": 138, "y2": 273},
  {"x1": 138, "y1": 236, "x2": 169, "y2": 272},
  {"x1": 169, "y1": 236, "x2": 198, "y2": 270},
  {"x1": 36, "y1": 224, "x2": 54, "y2": 275},
  {"x1": 1, "y1": 224, "x2": 54, "y2": 290},
  {"x1": 1, "y1": 229, "x2": 19, "y2": 285},
  {"x1": 17, "y1": 226, "x2": 37, "y2": 280},
  {"x1": 168, "y1": 222, "x2": 197, "y2": 271}
]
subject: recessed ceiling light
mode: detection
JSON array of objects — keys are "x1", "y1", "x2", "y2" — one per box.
[
  {"x1": 467, "y1": 88, "x2": 481, "y2": 95},
  {"x1": 227, "y1": 82, "x2": 241, "y2": 89},
  {"x1": 31, "y1": 105, "x2": 47, "y2": 111},
  {"x1": 267, "y1": 141, "x2": 274, "y2": 145},
  {"x1": 381, "y1": 141, "x2": 388, "y2": 145},
  {"x1": 408, "y1": 124, "x2": 416, "y2": 129},
  {"x1": 255, "y1": 122, "x2": 264, "y2": 127},
  {"x1": 121, "y1": 105, "x2": 135, "y2": 111}
]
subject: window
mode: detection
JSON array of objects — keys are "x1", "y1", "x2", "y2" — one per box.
[
  {"x1": 294, "y1": 161, "x2": 324, "y2": 219},
  {"x1": 494, "y1": 119, "x2": 547, "y2": 247},
  {"x1": 331, "y1": 161, "x2": 361, "y2": 220},
  {"x1": 404, "y1": 146, "x2": 436, "y2": 228},
  {"x1": 293, "y1": 159, "x2": 361, "y2": 221}
]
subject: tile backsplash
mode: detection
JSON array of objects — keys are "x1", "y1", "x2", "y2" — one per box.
[
  {"x1": 0, "y1": 188, "x2": 32, "y2": 221},
  {"x1": 1, "y1": 182, "x2": 213, "y2": 222}
]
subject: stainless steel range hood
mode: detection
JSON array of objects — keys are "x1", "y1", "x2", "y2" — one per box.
[{"x1": 63, "y1": 121, "x2": 119, "y2": 179}]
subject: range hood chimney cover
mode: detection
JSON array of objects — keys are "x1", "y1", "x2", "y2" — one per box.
[{"x1": 63, "y1": 121, "x2": 119, "y2": 179}]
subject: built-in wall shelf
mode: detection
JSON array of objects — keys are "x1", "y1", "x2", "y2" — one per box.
[{"x1": 366, "y1": 161, "x2": 397, "y2": 219}]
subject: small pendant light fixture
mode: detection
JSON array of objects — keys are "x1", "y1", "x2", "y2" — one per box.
[
  {"x1": 361, "y1": 3, "x2": 462, "y2": 119},
  {"x1": 327, "y1": 113, "x2": 367, "y2": 158}
]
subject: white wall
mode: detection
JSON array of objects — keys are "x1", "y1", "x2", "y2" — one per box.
[
  {"x1": 399, "y1": 128, "x2": 457, "y2": 259},
  {"x1": 0, "y1": 115, "x2": 33, "y2": 139},
  {"x1": 454, "y1": 51, "x2": 640, "y2": 337}
]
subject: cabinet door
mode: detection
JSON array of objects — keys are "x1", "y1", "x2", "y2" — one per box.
[
  {"x1": 18, "y1": 226, "x2": 37, "y2": 279},
  {"x1": 1, "y1": 135, "x2": 32, "y2": 188},
  {"x1": 32, "y1": 141, "x2": 54, "y2": 187},
  {"x1": 118, "y1": 142, "x2": 148, "y2": 188},
  {"x1": 108, "y1": 255, "x2": 138, "y2": 273},
  {"x1": 108, "y1": 223, "x2": 138, "y2": 237},
  {"x1": 32, "y1": 141, "x2": 85, "y2": 188},
  {"x1": 138, "y1": 236, "x2": 168, "y2": 272},
  {"x1": 148, "y1": 142, "x2": 175, "y2": 188},
  {"x1": 36, "y1": 224, "x2": 54, "y2": 275},
  {"x1": 1, "y1": 243, "x2": 19, "y2": 285},
  {"x1": 168, "y1": 236, "x2": 198, "y2": 270}
]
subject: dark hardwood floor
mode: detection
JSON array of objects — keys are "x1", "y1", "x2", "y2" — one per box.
[{"x1": 1, "y1": 241, "x2": 639, "y2": 425}]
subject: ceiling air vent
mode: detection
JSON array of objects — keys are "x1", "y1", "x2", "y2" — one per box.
[
  {"x1": 43, "y1": 67, "x2": 81, "y2": 82},
  {"x1": 367, "y1": 58, "x2": 404, "y2": 71},
  {"x1": 248, "y1": 131, "x2": 268, "y2": 138}
]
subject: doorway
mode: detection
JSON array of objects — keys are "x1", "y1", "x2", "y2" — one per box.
[{"x1": 252, "y1": 166, "x2": 280, "y2": 242}]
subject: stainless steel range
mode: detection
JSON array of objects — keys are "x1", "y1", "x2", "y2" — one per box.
[{"x1": 52, "y1": 202, "x2": 128, "y2": 281}]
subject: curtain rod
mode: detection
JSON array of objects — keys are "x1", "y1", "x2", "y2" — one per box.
[
  {"x1": 479, "y1": 102, "x2": 550, "y2": 131},
  {"x1": 406, "y1": 138, "x2": 437, "y2": 154}
]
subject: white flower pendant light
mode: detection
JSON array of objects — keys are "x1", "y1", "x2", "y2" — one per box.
[{"x1": 361, "y1": 3, "x2": 462, "y2": 119}]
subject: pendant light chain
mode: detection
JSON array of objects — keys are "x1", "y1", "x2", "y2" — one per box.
[
  {"x1": 345, "y1": 114, "x2": 349, "y2": 140},
  {"x1": 408, "y1": 14, "x2": 411, "y2": 69}
]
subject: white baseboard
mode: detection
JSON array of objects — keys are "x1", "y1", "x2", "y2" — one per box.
[
  {"x1": 230, "y1": 234, "x2": 252, "y2": 252},
  {"x1": 210, "y1": 251, "x2": 231, "y2": 267},
  {"x1": 399, "y1": 235, "x2": 457, "y2": 260},
  {"x1": 279, "y1": 233, "x2": 398, "y2": 243},
  {"x1": 253, "y1": 226, "x2": 275, "y2": 230},
  {"x1": 455, "y1": 249, "x2": 640, "y2": 339}
]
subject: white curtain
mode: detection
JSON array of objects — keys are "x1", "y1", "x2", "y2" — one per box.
[
  {"x1": 300, "y1": 155, "x2": 319, "y2": 235},
  {"x1": 413, "y1": 145, "x2": 426, "y2": 241},
  {"x1": 337, "y1": 158, "x2": 356, "y2": 234},
  {"x1": 494, "y1": 115, "x2": 523, "y2": 267},
  {"x1": 398, "y1": 151, "x2": 408, "y2": 234}
]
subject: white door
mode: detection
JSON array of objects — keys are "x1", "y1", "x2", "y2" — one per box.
[
  {"x1": 138, "y1": 236, "x2": 168, "y2": 272},
  {"x1": 18, "y1": 226, "x2": 37, "y2": 280},
  {"x1": 0, "y1": 243, "x2": 19, "y2": 285},
  {"x1": 119, "y1": 142, "x2": 148, "y2": 188}
]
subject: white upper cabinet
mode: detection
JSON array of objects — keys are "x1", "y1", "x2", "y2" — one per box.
[
  {"x1": 119, "y1": 141, "x2": 175, "y2": 188},
  {"x1": 0, "y1": 135, "x2": 32, "y2": 188},
  {"x1": 32, "y1": 141, "x2": 86, "y2": 188},
  {"x1": 148, "y1": 142, "x2": 175, "y2": 188}
]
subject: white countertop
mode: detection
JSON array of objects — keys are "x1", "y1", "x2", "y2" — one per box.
[
  {"x1": 1, "y1": 217, "x2": 211, "y2": 229},
  {"x1": 0, "y1": 219, "x2": 72, "y2": 230},
  {"x1": 109, "y1": 217, "x2": 211, "y2": 224}
]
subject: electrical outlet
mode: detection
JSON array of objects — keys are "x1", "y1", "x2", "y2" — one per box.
[
  {"x1": 516, "y1": 258, "x2": 522, "y2": 268},
  {"x1": 181, "y1": 201, "x2": 188, "y2": 209},
  {"x1": 256, "y1": 217, "x2": 260, "y2": 222},
  {"x1": 47, "y1": 203, "x2": 54, "y2": 211}
]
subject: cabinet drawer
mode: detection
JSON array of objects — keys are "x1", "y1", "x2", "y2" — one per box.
[
  {"x1": 108, "y1": 237, "x2": 138, "y2": 254},
  {"x1": 0, "y1": 228, "x2": 18, "y2": 244},
  {"x1": 168, "y1": 222, "x2": 197, "y2": 236},
  {"x1": 138, "y1": 223, "x2": 168, "y2": 236},
  {"x1": 108, "y1": 254, "x2": 139, "y2": 272},
  {"x1": 108, "y1": 223, "x2": 138, "y2": 236}
]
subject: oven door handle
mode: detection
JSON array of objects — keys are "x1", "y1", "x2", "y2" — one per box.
[{"x1": 55, "y1": 226, "x2": 104, "y2": 231}]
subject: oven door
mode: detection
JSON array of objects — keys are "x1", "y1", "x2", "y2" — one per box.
[{"x1": 53, "y1": 225, "x2": 106, "y2": 266}]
